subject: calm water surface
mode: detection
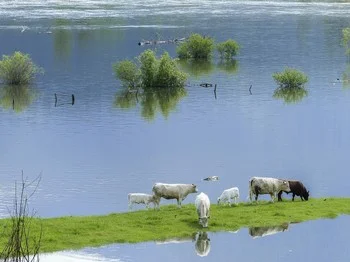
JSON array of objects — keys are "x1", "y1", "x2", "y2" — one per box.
[{"x1": 0, "y1": 0, "x2": 350, "y2": 260}]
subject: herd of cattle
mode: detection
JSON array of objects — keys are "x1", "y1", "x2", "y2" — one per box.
[{"x1": 127, "y1": 176, "x2": 310, "y2": 228}]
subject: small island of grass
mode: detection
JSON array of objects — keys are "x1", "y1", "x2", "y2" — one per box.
[{"x1": 0, "y1": 197, "x2": 349, "y2": 254}]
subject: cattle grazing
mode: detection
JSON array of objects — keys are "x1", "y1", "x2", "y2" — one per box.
[
  {"x1": 195, "y1": 232, "x2": 211, "y2": 257},
  {"x1": 217, "y1": 187, "x2": 240, "y2": 206},
  {"x1": 278, "y1": 180, "x2": 309, "y2": 201},
  {"x1": 249, "y1": 223, "x2": 289, "y2": 239},
  {"x1": 195, "y1": 192, "x2": 210, "y2": 228},
  {"x1": 127, "y1": 193, "x2": 157, "y2": 210},
  {"x1": 249, "y1": 177, "x2": 290, "y2": 202},
  {"x1": 152, "y1": 183, "x2": 198, "y2": 209}
]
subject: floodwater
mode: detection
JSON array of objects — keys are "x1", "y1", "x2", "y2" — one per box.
[{"x1": 1, "y1": 0, "x2": 350, "y2": 261}]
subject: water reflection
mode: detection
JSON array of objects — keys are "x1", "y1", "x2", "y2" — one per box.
[
  {"x1": 195, "y1": 232, "x2": 211, "y2": 257},
  {"x1": 273, "y1": 87, "x2": 308, "y2": 104},
  {"x1": 155, "y1": 234, "x2": 196, "y2": 245},
  {"x1": 342, "y1": 63, "x2": 350, "y2": 89},
  {"x1": 114, "y1": 87, "x2": 187, "y2": 121},
  {"x1": 53, "y1": 19, "x2": 73, "y2": 60},
  {"x1": 0, "y1": 85, "x2": 37, "y2": 113},
  {"x1": 248, "y1": 223, "x2": 289, "y2": 239},
  {"x1": 217, "y1": 59, "x2": 239, "y2": 75},
  {"x1": 177, "y1": 59, "x2": 215, "y2": 78}
]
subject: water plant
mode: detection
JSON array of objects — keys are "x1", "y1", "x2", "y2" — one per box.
[
  {"x1": 216, "y1": 39, "x2": 240, "y2": 59},
  {"x1": 113, "y1": 50, "x2": 187, "y2": 89},
  {"x1": 272, "y1": 67, "x2": 308, "y2": 89},
  {"x1": 176, "y1": 33, "x2": 215, "y2": 60},
  {"x1": 0, "y1": 52, "x2": 42, "y2": 85}
]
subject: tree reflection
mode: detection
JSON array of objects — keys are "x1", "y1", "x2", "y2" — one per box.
[
  {"x1": 53, "y1": 19, "x2": 73, "y2": 60},
  {"x1": 114, "y1": 87, "x2": 187, "y2": 121},
  {"x1": 177, "y1": 59, "x2": 215, "y2": 78},
  {"x1": 342, "y1": 64, "x2": 350, "y2": 89},
  {"x1": 217, "y1": 59, "x2": 239, "y2": 75},
  {"x1": 0, "y1": 85, "x2": 37, "y2": 113},
  {"x1": 273, "y1": 87, "x2": 308, "y2": 104}
]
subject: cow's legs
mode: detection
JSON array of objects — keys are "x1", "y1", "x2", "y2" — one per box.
[
  {"x1": 277, "y1": 191, "x2": 283, "y2": 201},
  {"x1": 270, "y1": 193, "x2": 275, "y2": 202},
  {"x1": 177, "y1": 198, "x2": 182, "y2": 208},
  {"x1": 128, "y1": 202, "x2": 133, "y2": 210},
  {"x1": 292, "y1": 194, "x2": 295, "y2": 201},
  {"x1": 255, "y1": 194, "x2": 259, "y2": 201}
]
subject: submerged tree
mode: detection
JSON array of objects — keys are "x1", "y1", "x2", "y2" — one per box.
[
  {"x1": 216, "y1": 39, "x2": 240, "y2": 60},
  {"x1": 113, "y1": 50, "x2": 187, "y2": 89},
  {"x1": 176, "y1": 33, "x2": 215, "y2": 60},
  {"x1": 0, "y1": 52, "x2": 43, "y2": 85},
  {"x1": 1, "y1": 173, "x2": 42, "y2": 262},
  {"x1": 273, "y1": 67, "x2": 308, "y2": 89}
]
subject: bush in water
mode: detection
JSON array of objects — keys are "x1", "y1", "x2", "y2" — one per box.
[
  {"x1": 216, "y1": 39, "x2": 240, "y2": 59},
  {"x1": 272, "y1": 67, "x2": 308, "y2": 89},
  {"x1": 176, "y1": 33, "x2": 215, "y2": 60},
  {"x1": 0, "y1": 51, "x2": 43, "y2": 85},
  {"x1": 113, "y1": 50, "x2": 187, "y2": 89}
]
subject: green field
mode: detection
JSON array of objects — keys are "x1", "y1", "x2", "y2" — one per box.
[{"x1": 0, "y1": 197, "x2": 349, "y2": 253}]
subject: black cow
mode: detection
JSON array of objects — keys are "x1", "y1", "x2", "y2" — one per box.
[{"x1": 278, "y1": 180, "x2": 309, "y2": 201}]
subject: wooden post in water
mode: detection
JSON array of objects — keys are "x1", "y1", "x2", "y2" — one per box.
[
  {"x1": 54, "y1": 93, "x2": 57, "y2": 107},
  {"x1": 214, "y1": 84, "x2": 217, "y2": 99},
  {"x1": 72, "y1": 94, "x2": 75, "y2": 105}
]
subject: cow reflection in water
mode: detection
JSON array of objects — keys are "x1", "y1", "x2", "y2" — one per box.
[
  {"x1": 249, "y1": 223, "x2": 289, "y2": 239},
  {"x1": 195, "y1": 232, "x2": 211, "y2": 257}
]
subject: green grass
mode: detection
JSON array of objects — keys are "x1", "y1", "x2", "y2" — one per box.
[{"x1": 0, "y1": 198, "x2": 349, "y2": 253}]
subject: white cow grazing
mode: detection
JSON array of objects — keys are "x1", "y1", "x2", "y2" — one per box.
[
  {"x1": 195, "y1": 192, "x2": 210, "y2": 228},
  {"x1": 217, "y1": 187, "x2": 240, "y2": 206},
  {"x1": 249, "y1": 177, "x2": 290, "y2": 202},
  {"x1": 127, "y1": 193, "x2": 157, "y2": 210},
  {"x1": 152, "y1": 183, "x2": 198, "y2": 209}
]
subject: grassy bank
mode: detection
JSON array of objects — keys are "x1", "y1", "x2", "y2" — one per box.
[{"x1": 0, "y1": 198, "x2": 349, "y2": 253}]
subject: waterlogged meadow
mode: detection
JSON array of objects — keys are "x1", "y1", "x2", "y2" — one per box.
[{"x1": 1, "y1": 0, "x2": 350, "y2": 261}]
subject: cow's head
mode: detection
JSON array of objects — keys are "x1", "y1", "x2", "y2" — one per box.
[
  {"x1": 281, "y1": 180, "x2": 290, "y2": 192},
  {"x1": 199, "y1": 216, "x2": 209, "y2": 228},
  {"x1": 217, "y1": 197, "x2": 221, "y2": 205},
  {"x1": 191, "y1": 184, "x2": 198, "y2": 193},
  {"x1": 303, "y1": 190, "x2": 310, "y2": 201}
]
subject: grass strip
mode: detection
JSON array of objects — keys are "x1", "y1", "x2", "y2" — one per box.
[{"x1": 0, "y1": 197, "x2": 349, "y2": 253}]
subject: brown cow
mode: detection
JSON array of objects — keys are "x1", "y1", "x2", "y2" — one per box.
[{"x1": 278, "y1": 180, "x2": 309, "y2": 201}]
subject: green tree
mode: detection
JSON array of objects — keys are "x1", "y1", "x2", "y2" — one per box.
[
  {"x1": 342, "y1": 27, "x2": 350, "y2": 56},
  {"x1": 216, "y1": 39, "x2": 240, "y2": 59},
  {"x1": 273, "y1": 68, "x2": 308, "y2": 89},
  {"x1": 0, "y1": 52, "x2": 42, "y2": 85},
  {"x1": 176, "y1": 34, "x2": 214, "y2": 60}
]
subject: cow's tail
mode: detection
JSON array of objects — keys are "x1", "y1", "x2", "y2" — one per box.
[{"x1": 248, "y1": 178, "x2": 254, "y2": 202}]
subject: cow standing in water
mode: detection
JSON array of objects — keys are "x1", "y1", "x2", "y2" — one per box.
[
  {"x1": 152, "y1": 183, "x2": 198, "y2": 209},
  {"x1": 278, "y1": 180, "x2": 309, "y2": 201},
  {"x1": 195, "y1": 192, "x2": 210, "y2": 228},
  {"x1": 249, "y1": 177, "x2": 290, "y2": 202}
]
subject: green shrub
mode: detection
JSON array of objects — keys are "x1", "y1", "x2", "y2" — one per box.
[
  {"x1": 272, "y1": 68, "x2": 308, "y2": 89},
  {"x1": 0, "y1": 52, "x2": 42, "y2": 85},
  {"x1": 113, "y1": 50, "x2": 187, "y2": 89},
  {"x1": 342, "y1": 27, "x2": 350, "y2": 56},
  {"x1": 113, "y1": 60, "x2": 141, "y2": 89},
  {"x1": 217, "y1": 39, "x2": 240, "y2": 59},
  {"x1": 176, "y1": 34, "x2": 214, "y2": 60}
]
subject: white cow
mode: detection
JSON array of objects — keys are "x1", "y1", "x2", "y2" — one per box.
[
  {"x1": 195, "y1": 192, "x2": 210, "y2": 228},
  {"x1": 217, "y1": 187, "x2": 240, "y2": 206},
  {"x1": 249, "y1": 177, "x2": 290, "y2": 202},
  {"x1": 195, "y1": 232, "x2": 211, "y2": 257},
  {"x1": 127, "y1": 193, "x2": 157, "y2": 210},
  {"x1": 152, "y1": 183, "x2": 198, "y2": 209}
]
